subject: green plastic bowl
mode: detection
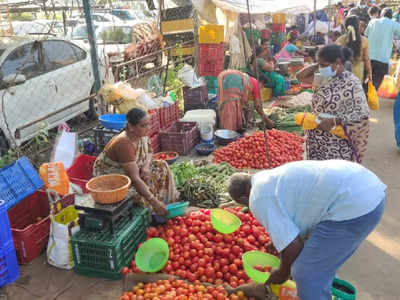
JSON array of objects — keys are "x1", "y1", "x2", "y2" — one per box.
[
  {"x1": 242, "y1": 250, "x2": 281, "y2": 283},
  {"x1": 331, "y1": 278, "x2": 356, "y2": 300},
  {"x1": 135, "y1": 238, "x2": 169, "y2": 273},
  {"x1": 166, "y1": 201, "x2": 189, "y2": 219},
  {"x1": 211, "y1": 208, "x2": 242, "y2": 234}
]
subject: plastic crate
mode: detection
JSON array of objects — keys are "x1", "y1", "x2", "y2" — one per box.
[
  {"x1": 161, "y1": 19, "x2": 194, "y2": 34},
  {"x1": 8, "y1": 190, "x2": 74, "y2": 264},
  {"x1": 71, "y1": 206, "x2": 149, "y2": 280},
  {"x1": 159, "y1": 102, "x2": 180, "y2": 129},
  {"x1": 67, "y1": 155, "x2": 96, "y2": 194},
  {"x1": 272, "y1": 13, "x2": 286, "y2": 24},
  {"x1": 160, "y1": 5, "x2": 193, "y2": 21},
  {"x1": 198, "y1": 44, "x2": 224, "y2": 61},
  {"x1": 150, "y1": 134, "x2": 160, "y2": 153},
  {"x1": 271, "y1": 23, "x2": 286, "y2": 33},
  {"x1": 160, "y1": 121, "x2": 200, "y2": 155},
  {"x1": 183, "y1": 85, "x2": 208, "y2": 112},
  {"x1": 148, "y1": 109, "x2": 161, "y2": 137},
  {"x1": 0, "y1": 200, "x2": 12, "y2": 250},
  {"x1": 199, "y1": 25, "x2": 224, "y2": 44},
  {"x1": 0, "y1": 243, "x2": 19, "y2": 287},
  {"x1": 93, "y1": 126, "x2": 119, "y2": 154},
  {"x1": 0, "y1": 157, "x2": 43, "y2": 210},
  {"x1": 261, "y1": 29, "x2": 271, "y2": 40},
  {"x1": 198, "y1": 59, "x2": 224, "y2": 77},
  {"x1": 205, "y1": 76, "x2": 218, "y2": 94}
]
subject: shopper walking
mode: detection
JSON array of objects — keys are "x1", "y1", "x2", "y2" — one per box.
[
  {"x1": 365, "y1": 8, "x2": 400, "y2": 88},
  {"x1": 228, "y1": 160, "x2": 386, "y2": 300}
]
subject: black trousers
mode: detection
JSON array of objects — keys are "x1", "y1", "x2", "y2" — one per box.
[{"x1": 371, "y1": 60, "x2": 389, "y2": 89}]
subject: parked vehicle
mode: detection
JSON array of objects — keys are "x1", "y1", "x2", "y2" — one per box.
[
  {"x1": 13, "y1": 20, "x2": 64, "y2": 36},
  {"x1": 0, "y1": 36, "x2": 112, "y2": 153}
]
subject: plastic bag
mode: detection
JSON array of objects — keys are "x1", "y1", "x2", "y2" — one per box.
[
  {"x1": 367, "y1": 81, "x2": 380, "y2": 110},
  {"x1": 378, "y1": 75, "x2": 398, "y2": 99},
  {"x1": 394, "y1": 93, "x2": 400, "y2": 148},
  {"x1": 39, "y1": 162, "x2": 70, "y2": 196},
  {"x1": 99, "y1": 82, "x2": 146, "y2": 113},
  {"x1": 177, "y1": 64, "x2": 205, "y2": 88},
  {"x1": 294, "y1": 113, "x2": 348, "y2": 139}
]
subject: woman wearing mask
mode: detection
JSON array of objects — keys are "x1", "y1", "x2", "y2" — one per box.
[
  {"x1": 296, "y1": 45, "x2": 370, "y2": 163},
  {"x1": 336, "y1": 15, "x2": 372, "y2": 83}
]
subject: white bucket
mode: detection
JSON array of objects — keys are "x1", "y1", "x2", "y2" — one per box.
[{"x1": 200, "y1": 123, "x2": 214, "y2": 142}]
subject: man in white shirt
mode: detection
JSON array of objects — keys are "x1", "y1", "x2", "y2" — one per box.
[{"x1": 228, "y1": 160, "x2": 386, "y2": 300}]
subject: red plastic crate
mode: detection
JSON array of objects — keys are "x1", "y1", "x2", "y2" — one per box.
[
  {"x1": 148, "y1": 109, "x2": 160, "y2": 137},
  {"x1": 67, "y1": 155, "x2": 96, "y2": 193},
  {"x1": 160, "y1": 121, "x2": 200, "y2": 155},
  {"x1": 198, "y1": 44, "x2": 224, "y2": 60},
  {"x1": 197, "y1": 59, "x2": 224, "y2": 77},
  {"x1": 261, "y1": 28, "x2": 271, "y2": 39},
  {"x1": 7, "y1": 190, "x2": 74, "y2": 264},
  {"x1": 159, "y1": 102, "x2": 180, "y2": 129},
  {"x1": 149, "y1": 133, "x2": 160, "y2": 153},
  {"x1": 271, "y1": 23, "x2": 286, "y2": 33}
]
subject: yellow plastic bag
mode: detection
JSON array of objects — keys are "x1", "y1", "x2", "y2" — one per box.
[
  {"x1": 294, "y1": 113, "x2": 348, "y2": 139},
  {"x1": 367, "y1": 81, "x2": 379, "y2": 110},
  {"x1": 378, "y1": 75, "x2": 398, "y2": 99}
]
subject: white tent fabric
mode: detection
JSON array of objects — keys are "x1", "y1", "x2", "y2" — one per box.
[{"x1": 210, "y1": 0, "x2": 338, "y2": 14}]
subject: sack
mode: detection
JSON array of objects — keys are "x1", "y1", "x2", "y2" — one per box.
[
  {"x1": 378, "y1": 75, "x2": 398, "y2": 99},
  {"x1": 394, "y1": 93, "x2": 400, "y2": 148},
  {"x1": 39, "y1": 162, "x2": 70, "y2": 196},
  {"x1": 367, "y1": 81, "x2": 380, "y2": 110},
  {"x1": 46, "y1": 191, "x2": 79, "y2": 270}
]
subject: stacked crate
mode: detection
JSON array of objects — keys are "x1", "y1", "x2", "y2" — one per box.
[
  {"x1": 270, "y1": 13, "x2": 287, "y2": 51},
  {"x1": 197, "y1": 25, "x2": 225, "y2": 77}
]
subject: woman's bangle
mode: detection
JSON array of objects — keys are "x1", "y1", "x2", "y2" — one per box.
[{"x1": 333, "y1": 118, "x2": 337, "y2": 127}]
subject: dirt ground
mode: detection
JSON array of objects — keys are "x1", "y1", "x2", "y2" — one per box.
[{"x1": 3, "y1": 99, "x2": 400, "y2": 300}]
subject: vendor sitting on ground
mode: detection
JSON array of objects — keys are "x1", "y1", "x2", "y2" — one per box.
[
  {"x1": 93, "y1": 108, "x2": 178, "y2": 216},
  {"x1": 275, "y1": 31, "x2": 308, "y2": 59},
  {"x1": 245, "y1": 46, "x2": 286, "y2": 97},
  {"x1": 218, "y1": 69, "x2": 274, "y2": 131},
  {"x1": 228, "y1": 160, "x2": 386, "y2": 300}
]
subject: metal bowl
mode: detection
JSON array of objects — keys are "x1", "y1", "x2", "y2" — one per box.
[{"x1": 215, "y1": 129, "x2": 240, "y2": 146}]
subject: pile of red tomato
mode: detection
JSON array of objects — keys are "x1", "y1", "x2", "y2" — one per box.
[
  {"x1": 213, "y1": 130, "x2": 304, "y2": 169},
  {"x1": 119, "y1": 279, "x2": 255, "y2": 300},
  {"x1": 127, "y1": 207, "x2": 277, "y2": 288}
]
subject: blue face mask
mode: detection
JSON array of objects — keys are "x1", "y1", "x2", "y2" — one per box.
[{"x1": 319, "y1": 66, "x2": 337, "y2": 78}]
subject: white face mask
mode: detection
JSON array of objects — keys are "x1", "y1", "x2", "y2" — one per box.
[{"x1": 319, "y1": 66, "x2": 337, "y2": 78}]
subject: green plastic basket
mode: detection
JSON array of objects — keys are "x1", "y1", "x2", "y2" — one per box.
[
  {"x1": 211, "y1": 208, "x2": 241, "y2": 234},
  {"x1": 331, "y1": 278, "x2": 356, "y2": 300},
  {"x1": 135, "y1": 238, "x2": 169, "y2": 273},
  {"x1": 242, "y1": 251, "x2": 281, "y2": 283},
  {"x1": 71, "y1": 206, "x2": 149, "y2": 279}
]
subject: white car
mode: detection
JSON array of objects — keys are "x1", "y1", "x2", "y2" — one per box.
[
  {"x1": 0, "y1": 36, "x2": 112, "y2": 153},
  {"x1": 13, "y1": 20, "x2": 64, "y2": 36}
]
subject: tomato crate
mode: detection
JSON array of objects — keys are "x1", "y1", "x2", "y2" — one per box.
[
  {"x1": 160, "y1": 121, "x2": 200, "y2": 155},
  {"x1": 271, "y1": 23, "x2": 286, "y2": 33},
  {"x1": 198, "y1": 43, "x2": 225, "y2": 61},
  {"x1": 159, "y1": 102, "x2": 180, "y2": 129},
  {"x1": 183, "y1": 85, "x2": 208, "y2": 112},
  {"x1": 0, "y1": 243, "x2": 19, "y2": 287},
  {"x1": 0, "y1": 200, "x2": 12, "y2": 250},
  {"x1": 71, "y1": 206, "x2": 149, "y2": 280},
  {"x1": 0, "y1": 156, "x2": 43, "y2": 210},
  {"x1": 67, "y1": 154, "x2": 96, "y2": 193},
  {"x1": 149, "y1": 133, "x2": 160, "y2": 153},
  {"x1": 7, "y1": 190, "x2": 74, "y2": 264},
  {"x1": 148, "y1": 109, "x2": 160, "y2": 137},
  {"x1": 198, "y1": 59, "x2": 224, "y2": 77},
  {"x1": 199, "y1": 25, "x2": 224, "y2": 44}
]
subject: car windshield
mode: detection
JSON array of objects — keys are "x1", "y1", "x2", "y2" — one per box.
[
  {"x1": 99, "y1": 26, "x2": 132, "y2": 44},
  {"x1": 117, "y1": 10, "x2": 137, "y2": 21}
]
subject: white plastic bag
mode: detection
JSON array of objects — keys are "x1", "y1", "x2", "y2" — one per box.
[{"x1": 178, "y1": 64, "x2": 206, "y2": 88}]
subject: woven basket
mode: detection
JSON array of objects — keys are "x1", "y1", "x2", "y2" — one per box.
[{"x1": 86, "y1": 174, "x2": 131, "y2": 204}]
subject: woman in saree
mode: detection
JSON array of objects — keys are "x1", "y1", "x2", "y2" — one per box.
[
  {"x1": 93, "y1": 108, "x2": 178, "y2": 216},
  {"x1": 217, "y1": 69, "x2": 274, "y2": 131},
  {"x1": 245, "y1": 46, "x2": 287, "y2": 97},
  {"x1": 296, "y1": 45, "x2": 370, "y2": 163}
]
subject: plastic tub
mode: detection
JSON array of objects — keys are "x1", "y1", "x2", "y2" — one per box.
[
  {"x1": 153, "y1": 152, "x2": 179, "y2": 165},
  {"x1": 67, "y1": 154, "x2": 96, "y2": 193},
  {"x1": 166, "y1": 202, "x2": 189, "y2": 219},
  {"x1": 99, "y1": 114, "x2": 126, "y2": 131},
  {"x1": 210, "y1": 208, "x2": 241, "y2": 234},
  {"x1": 135, "y1": 238, "x2": 169, "y2": 273},
  {"x1": 242, "y1": 251, "x2": 280, "y2": 283}
]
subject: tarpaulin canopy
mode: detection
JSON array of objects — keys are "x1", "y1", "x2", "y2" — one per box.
[{"x1": 210, "y1": 0, "x2": 338, "y2": 14}]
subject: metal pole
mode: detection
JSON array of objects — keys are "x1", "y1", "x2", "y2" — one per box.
[
  {"x1": 313, "y1": 0, "x2": 317, "y2": 36},
  {"x1": 82, "y1": 0, "x2": 101, "y2": 92},
  {"x1": 328, "y1": 0, "x2": 331, "y2": 36},
  {"x1": 246, "y1": 0, "x2": 271, "y2": 169}
]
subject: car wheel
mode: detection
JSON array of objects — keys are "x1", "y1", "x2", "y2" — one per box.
[
  {"x1": 0, "y1": 133, "x2": 9, "y2": 157},
  {"x1": 85, "y1": 87, "x2": 104, "y2": 120}
]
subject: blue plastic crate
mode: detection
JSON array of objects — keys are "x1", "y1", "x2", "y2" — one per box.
[
  {"x1": 0, "y1": 243, "x2": 19, "y2": 287},
  {"x1": 0, "y1": 200, "x2": 12, "y2": 249},
  {"x1": 0, "y1": 157, "x2": 43, "y2": 210}
]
